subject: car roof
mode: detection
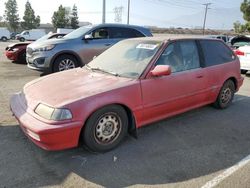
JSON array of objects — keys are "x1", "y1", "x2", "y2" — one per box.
[{"x1": 124, "y1": 35, "x2": 219, "y2": 43}]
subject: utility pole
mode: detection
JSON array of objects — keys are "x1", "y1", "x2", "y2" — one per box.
[
  {"x1": 202, "y1": 3, "x2": 211, "y2": 35},
  {"x1": 127, "y1": 0, "x2": 130, "y2": 24},
  {"x1": 102, "y1": 0, "x2": 106, "y2": 24}
]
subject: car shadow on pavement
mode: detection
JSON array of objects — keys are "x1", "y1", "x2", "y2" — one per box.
[{"x1": 1, "y1": 94, "x2": 250, "y2": 188}]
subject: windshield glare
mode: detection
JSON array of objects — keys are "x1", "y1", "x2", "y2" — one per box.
[
  {"x1": 63, "y1": 26, "x2": 93, "y2": 39},
  {"x1": 88, "y1": 40, "x2": 161, "y2": 78}
]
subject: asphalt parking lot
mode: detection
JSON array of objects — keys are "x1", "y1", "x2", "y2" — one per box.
[{"x1": 0, "y1": 40, "x2": 250, "y2": 188}]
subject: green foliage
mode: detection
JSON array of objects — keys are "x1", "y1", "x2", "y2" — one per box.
[
  {"x1": 70, "y1": 4, "x2": 79, "y2": 29},
  {"x1": 4, "y1": 0, "x2": 20, "y2": 31},
  {"x1": 21, "y1": 1, "x2": 40, "y2": 29},
  {"x1": 241, "y1": 0, "x2": 250, "y2": 22},
  {"x1": 52, "y1": 5, "x2": 70, "y2": 28}
]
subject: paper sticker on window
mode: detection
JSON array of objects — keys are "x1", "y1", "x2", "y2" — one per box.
[{"x1": 136, "y1": 44, "x2": 158, "y2": 50}]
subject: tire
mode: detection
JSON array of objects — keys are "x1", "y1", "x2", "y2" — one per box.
[
  {"x1": 19, "y1": 37, "x2": 25, "y2": 42},
  {"x1": 83, "y1": 105, "x2": 128, "y2": 152},
  {"x1": 53, "y1": 54, "x2": 78, "y2": 72},
  {"x1": 17, "y1": 50, "x2": 26, "y2": 64},
  {"x1": 241, "y1": 70, "x2": 248, "y2": 74},
  {"x1": 1, "y1": 37, "x2": 7, "y2": 42},
  {"x1": 213, "y1": 80, "x2": 235, "y2": 109}
]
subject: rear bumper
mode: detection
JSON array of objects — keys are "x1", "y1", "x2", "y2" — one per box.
[{"x1": 10, "y1": 93, "x2": 83, "y2": 151}]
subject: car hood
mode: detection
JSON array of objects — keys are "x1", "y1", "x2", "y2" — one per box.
[
  {"x1": 23, "y1": 68, "x2": 135, "y2": 109},
  {"x1": 6, "y1": 42, "x2": 31, "y2": 50},
  {"x1": 27, "y1": 38, "x2": 75, "y2": 49}
]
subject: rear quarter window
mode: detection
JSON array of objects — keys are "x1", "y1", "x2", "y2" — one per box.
[
  {"x1": 110, "y1": 27, "x2": 144, "y2": 38},
  {"x1": 200, "y1": 40, "x2": 235, "y2": 67}
]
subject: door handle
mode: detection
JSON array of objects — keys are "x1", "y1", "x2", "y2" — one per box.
[{"x1": 105, "y1": 43, "x2": 112, "y2": 46}]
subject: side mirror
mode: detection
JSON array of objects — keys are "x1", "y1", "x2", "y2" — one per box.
[
  {"x1": 84, "y1": 34, "x2": 93, "y2": 40},
  {"x1": 150, "y1": 65, "x2": 171, "y2": 77}
]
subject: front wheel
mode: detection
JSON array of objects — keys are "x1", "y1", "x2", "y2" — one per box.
[
  {"x1": 53, "y1": 54, "x2": 78, "y2": 72},
  {"x1": 213, "y1": 80, "x2": 235, "y2": 109},
  {"x1": 19, "y1": 37, "x2": 25, "y2": 42},
  {"x1": 83, "y1": 105, "x2": 128, "y2": 152}
]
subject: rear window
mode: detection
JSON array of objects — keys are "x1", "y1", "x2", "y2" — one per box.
[
  {"x1": 110, "y1": 27, "x2": 144, "y2": 38},
  {"x1": 200, "y1": 40, "x2": 235, "y2": 67}
]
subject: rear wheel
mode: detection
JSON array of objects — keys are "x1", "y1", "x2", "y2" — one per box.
[
  {"x1": 1, "y1": 37, "x2": 7, "y2": 42},
  {"x1": 53, "y1": 54, "x2": 78, "y2": 72},
  {"x1": 83, "y1": 105, "x2": 128, "y2": 152},
  {"x1": 213, "y1": 80, "x2": 235, "y2": 109}
]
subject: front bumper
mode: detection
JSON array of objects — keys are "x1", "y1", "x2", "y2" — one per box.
[
  {"x1": 10, "y1": 93, "x2": 82, "y2": 151},
  {"x1": 5, "y1": 51, "x2": 18, "y2": 61}
]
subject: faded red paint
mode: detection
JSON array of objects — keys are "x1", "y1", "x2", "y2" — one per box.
[{"x1": 10, "y1": 38, "x2": 244, "y2": 151}]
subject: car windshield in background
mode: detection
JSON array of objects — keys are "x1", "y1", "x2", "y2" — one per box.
[
  {"x1": 88, "y1": 39, "x2": 161, "y2": 78},
  {"x1": 63, "y1": 26, "x2": 93, "y2": 39}
]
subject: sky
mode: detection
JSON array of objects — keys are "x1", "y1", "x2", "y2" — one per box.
[{"x1": 0, "y1": 0, "x2": 246, "y2": 29}]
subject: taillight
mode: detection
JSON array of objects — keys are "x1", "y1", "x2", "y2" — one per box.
[{"x1": 234, "y1": 50, "x2": 245, "y2": 56}]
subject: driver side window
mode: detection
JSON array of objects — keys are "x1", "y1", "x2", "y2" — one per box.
[
  {"x1": 155, "y1": 40, "x2": 200, "y2": 73},
  {"x1": 91, "y1": 28, "x2": 109, "y2": 39}
]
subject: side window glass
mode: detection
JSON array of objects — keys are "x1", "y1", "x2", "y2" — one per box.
[
  {"x1": 200, "y1": 40, "x2": 235, "y2": 66},
  {"x1": 110, "y1": 28, "x2": 144, "y2": 39},
  {"x1": 155, "y1": 42, "x2": 184, "y2": 73},
  {"x1": 92, "y1": 28, "x2": 109, "y2": 39},
  {"x1": 179, "y1": 41, "x2": 200, "y2": 70},
  {"x1": 155, "y1": 41, "x2": 200, "y2": 73}
]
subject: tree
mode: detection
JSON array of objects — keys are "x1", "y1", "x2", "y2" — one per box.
[
  {"x1": 52, "y1": 5, "x2": 69, "y2": 28},
  {"x1": 70, "y1": 4, "x2": 79, "y2": 29},
  {"x1": 21, "y1": 1, "x2": 40, "y2": 29},
  {"x1": 4, "y1": 0, "x2": 20, "y2": 31},
  {"x1": 233, "y1": 21, "x2": 242, "y2": 33},
  {"x1": 241, "y1": 0, "x2": 250, "y2": 22}
]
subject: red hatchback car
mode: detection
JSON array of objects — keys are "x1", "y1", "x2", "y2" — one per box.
[
  {"x1": 10, "y1": 37, "x2": 244, "y2": 152},
  {"x1": 5, "y1": 42, "x2": 31, "y2": 63}
]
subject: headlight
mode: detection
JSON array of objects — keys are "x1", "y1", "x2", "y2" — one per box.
[
  {"x1": 33, "y1": 44, "x2": 55, "y2": 52},
  {"x1": 35, "y1": 103, "x2": 72, "y2": 121}
]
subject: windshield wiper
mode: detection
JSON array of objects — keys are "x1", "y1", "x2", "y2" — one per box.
[{"x1": 91, "y1": 67, "x2": 120, "y2": 77}]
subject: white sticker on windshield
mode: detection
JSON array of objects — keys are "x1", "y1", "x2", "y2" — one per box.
[{"x1": 136, "y1": 44, "x2": 158, "y2": 50}]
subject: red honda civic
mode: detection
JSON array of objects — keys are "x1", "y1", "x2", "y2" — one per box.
[{"x1": 10, "y1": 37, "x2": 244, "y2": 152}]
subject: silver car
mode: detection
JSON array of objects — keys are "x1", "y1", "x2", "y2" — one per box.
[{"x1": 26, "y1": 24, "x2": 153, "y2": 73}]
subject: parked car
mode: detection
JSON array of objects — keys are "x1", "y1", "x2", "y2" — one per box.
[
  {"x1": 229, "y1": 35, "x2": 250, "y2": 49},
  {"x1": 0, "y1": 27, "x2": 11, "y2": 41},
  {"x1": 5, "y1": 42, "x2": 32, "y2": 63},
  {"x1": 10, "y1": 32, "x2": 19, "y2": 40},
  {"x1": 26, "y1": 24, "x2": 153, "y2": 73},
  {"x1": 208, "y1": 35, "x2": 232, "y2": 43},
  {"x1": 10, "y1": 37, "x2": 243, "y2": 152},
  {"x1": 234, "y1": 46, "x2": 250, "y2": 74},
  {"x1": 5, "y1": 33, "x2": 66, "y2": 64},
  {"x1": 16, "y1": 29, "x2": 46, "y2": 42}
]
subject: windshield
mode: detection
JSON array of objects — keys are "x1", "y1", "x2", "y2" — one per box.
[
  {"x1": 35, "y1": 34, "x2": 51, "y2": 42},
  {"x1": 63, "y1": 26, "x2": 93, "y2": 39},
  {"x1": 87, "y1": 39, "x2": 161, "y2": 78}
]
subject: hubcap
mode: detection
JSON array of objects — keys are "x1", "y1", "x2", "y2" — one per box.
[
  {"x1": 221, "y1": 87, "x2": 232, "y2": 104},
  {"x1": 58, "y1": 59, "x2": 76, "y2": 71},
  {"x1": 95, "y1": 113, "x2": 121, "y2": 144}
]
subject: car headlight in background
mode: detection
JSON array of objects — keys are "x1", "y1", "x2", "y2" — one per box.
[
  {"x1": 33, "y1": 44, "x2": 55, "y2": 52},
  {"x1": 35, "y1": 103, "x2": 72, "y2": 121}
]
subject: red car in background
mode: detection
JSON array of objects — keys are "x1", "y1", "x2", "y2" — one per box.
[
  {"x1": 10, "y1": 37, "x2": 243, "y2": 152},
  {"x1": 5, "y1": 33, "x2": 66, "y2": 64},
  {"x1": 5, "y1": 42, "x2": 31, "y2": 63}
]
